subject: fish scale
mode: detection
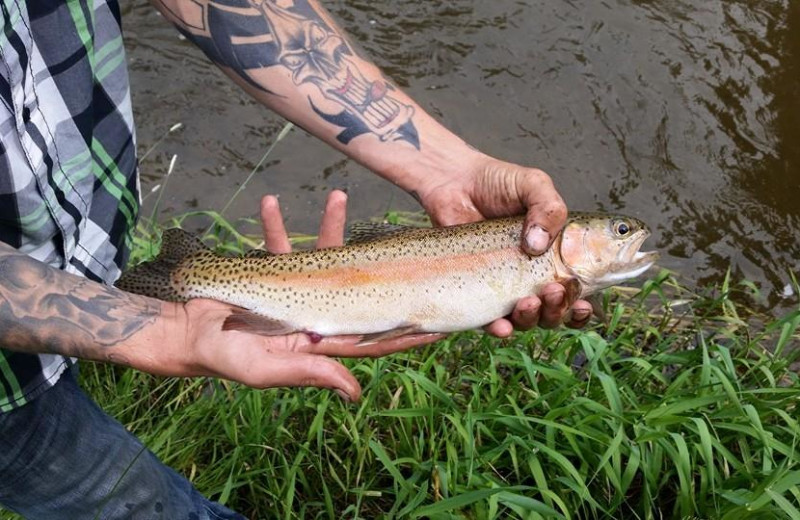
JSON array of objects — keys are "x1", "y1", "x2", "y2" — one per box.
[{"x1": 116, "y1": 213, "x2": 658, "y2": 339}]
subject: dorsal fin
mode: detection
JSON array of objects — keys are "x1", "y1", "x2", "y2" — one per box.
[
  {"x1": 115, "y1": 228, "x2": 208, "y2": 301},
  {"x1": 244, "y1": 248, "x2": 275, "y2": 258},
  {"x1": 346, "y1": 222, "x2": 413, "y2": 244},
  {"x1": 158, "y1": 228, "x2": 209, "y2": 264}
]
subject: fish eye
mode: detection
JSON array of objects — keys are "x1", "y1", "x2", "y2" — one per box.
[{"x1": 614, "y1": 220, "x2": 632, "y2": 237}]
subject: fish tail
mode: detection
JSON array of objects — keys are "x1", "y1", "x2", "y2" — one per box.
[{"x1": 115, "y1": 228, "x2": 208, "y2": 302}]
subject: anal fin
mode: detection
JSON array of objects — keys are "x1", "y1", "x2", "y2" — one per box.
[
  {"x1": 356, "y1": 325, "x2": 421, "y2": 347},
  {"x1": 222, "y1": 309, "x2": 296, "y2": 336}
]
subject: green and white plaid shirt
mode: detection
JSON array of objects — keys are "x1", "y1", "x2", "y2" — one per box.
[{"x1": 0, "y1": 0, "x2": 139, "y2": 411}]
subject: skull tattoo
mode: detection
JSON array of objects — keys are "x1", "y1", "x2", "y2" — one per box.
[{"x1": 250, "y1": 0, "x2": 416, "y2": 144}]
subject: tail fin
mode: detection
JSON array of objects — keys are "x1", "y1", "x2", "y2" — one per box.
[{"x1": 115, "y1": 228, "x2": 208, "y2": 302}]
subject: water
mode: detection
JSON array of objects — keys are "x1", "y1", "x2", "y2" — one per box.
[{"x1": 123, "y1": 0, "x2": 799, "y2": 309}]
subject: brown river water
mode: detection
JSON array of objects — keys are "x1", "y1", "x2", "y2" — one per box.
[{"x1": 123, "y1": 0, "x2": 799, "y2": 310}]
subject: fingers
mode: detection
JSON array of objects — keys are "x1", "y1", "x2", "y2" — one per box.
[
  {"x1": 492, "y1": 287, "x2": 564, "y2": 334},
  {"x1": 259, "y1": 331, "x2": 445, "y2": 401},
  {"x1": 317, "y1": 190, "x2": 348, "y2": 249},
  {"x1": 537, "y1": 283, "x2": 592, "y2": 329},
  {"x1": 519, "y1": 171, "x2": 567, "y2": 255},
  {"x1": 509, "y1": 296, "x2": 541, "y2": 330},
  {"x1": 537, "y1": 282, "x2": 569, "y2": 329},
  {"x1": 484, "y1": 295, "x2": 546, "y2": 337},
  {"x1": 484, "y1": 318, "x2": 514, "y2": 338},
  {"x1": 244, "y1": 351, "x2": 363, "y2": 402},
  {"x1": 486, "y1": 288, "x2": 592, "y2": 335},
  {"x1": 260, "y1": 195, "x2": 292, "y2": 254},
  {"x1": 261, "y1": 191, "x2": 347, "y2": 253}
]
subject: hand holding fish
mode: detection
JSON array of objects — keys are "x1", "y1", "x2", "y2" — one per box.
[{"x1": 409, "y1": 154, "x2": 596, "y2": 335}]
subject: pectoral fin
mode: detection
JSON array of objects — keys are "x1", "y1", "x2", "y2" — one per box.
[
  {"x1": 558, "y1": 277, "x2": 582, "y2": 307},
  {"x1": 356, "y1": 325, "x2": 422, "y2": 346},
  {"x1": 222, "y1": 309, "x2": 296, "y2": 336}
]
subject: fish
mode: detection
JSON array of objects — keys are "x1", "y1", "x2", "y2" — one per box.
[{"x1": 116, "y1": 213, "x2": 658, "y2": 342}]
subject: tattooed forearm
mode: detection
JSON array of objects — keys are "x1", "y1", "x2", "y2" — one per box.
[
  {"x1": 0, "y1": 243, "x2": 161, "y2": 362},
  {"x1": 151, "y1": 0, "x2": 420, "y2": 148}
]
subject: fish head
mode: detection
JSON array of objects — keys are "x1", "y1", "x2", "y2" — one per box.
[{"x1": 557, "y1": 213, "x2": 659, "y2": 296}]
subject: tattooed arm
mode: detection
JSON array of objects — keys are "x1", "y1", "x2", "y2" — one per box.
[
  {"x1": 0, "y1": 241, "x2": 172, "y2": 369},
  {"x1": 150, "y1": 0, "x2": 471, "y2": 186},
  {"x1": 151, "y1": 0, "x2": 593, "y2": 332}
]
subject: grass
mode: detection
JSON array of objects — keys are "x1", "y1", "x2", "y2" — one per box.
[{"x1": 83, "y1": 269, "x2": 800, "y2": 519}]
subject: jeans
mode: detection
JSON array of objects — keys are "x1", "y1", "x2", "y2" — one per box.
[{"x1": 0, "y1": 369, "x2": 247, "y2": 520}]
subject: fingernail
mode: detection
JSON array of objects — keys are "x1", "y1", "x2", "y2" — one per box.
[
  {"x1": 329, "y1": 189, "x2": 348, "y2": 202},
  {"x1": 573, "y1": 309, "x2": 591, "y2": 322},
  {"x1": 525, "y1": 226, "x2": 550, "y2": 255},
  {"x1": 335, "y1": 389, "x2": 351, "y2": 403},
  {"x1": 520, "y1": 300, "x2": 540, "y2": 318},
  {"x1": 262, "y1": 195, "x2": 279, "y2": 209},
  {"x1": 544, "y1": 290, "x2": 564, "y2": 307}
]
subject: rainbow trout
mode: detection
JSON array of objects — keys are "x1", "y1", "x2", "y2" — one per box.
[{"x1": 116, "y1": 213, "x2": 657, "y2": 341}]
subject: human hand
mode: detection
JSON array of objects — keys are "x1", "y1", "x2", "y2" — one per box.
[
  {"x1": 414, "y1": 155, "x2": 593, "y2": 335},
  {"x1": 177, "y1": 190, "x2": 443, "y2": 401}
]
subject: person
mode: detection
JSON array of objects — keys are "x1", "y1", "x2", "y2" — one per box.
[{"x1": 0, "y1": 0, "x2": 592, "y2": 518}]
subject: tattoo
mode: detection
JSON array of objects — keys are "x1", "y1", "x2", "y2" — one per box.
[
  {"x1": 153, "y1": 0, "x2": 420, "y2": 148},
  {"x1": 0, "y1": 243, "x2": 161, "y2": 362}
]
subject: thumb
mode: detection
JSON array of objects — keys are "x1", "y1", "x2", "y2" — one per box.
[
  {"x1": 243, "y1": 352, "x2": 362, "y2": 402},
  {"x1": 518, "y1": 172, "x2": 568, "y2": 255}
]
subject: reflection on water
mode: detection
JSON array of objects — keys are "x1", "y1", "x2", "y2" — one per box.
[{"x1": 125, "y1": 0, "x2": 799, "y2": 309}]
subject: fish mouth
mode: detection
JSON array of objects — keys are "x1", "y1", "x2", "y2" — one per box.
[
  {"x1": 626, "y1": 230, "x2": 658, "y2": 265},
  {"x1": 600, "y1": 231, "x2": 659, "y2": 285},
  {"x1": 624, "y1": 250, "x2": 660, "y2": 278}
]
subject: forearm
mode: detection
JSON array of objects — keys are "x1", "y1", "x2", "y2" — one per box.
[
  {"x1": 150, "y1": 0, "x2": 485, "y2": 193},
  {"x1": 0, "y1": 242, "x2": 187, "y2": 375}
]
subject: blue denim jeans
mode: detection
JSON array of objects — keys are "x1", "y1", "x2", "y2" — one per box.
[{"x1": 0, "y1": 369, "x2": 247, "y2": 520}]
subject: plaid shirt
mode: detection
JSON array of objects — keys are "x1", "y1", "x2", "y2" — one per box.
[{"x1": 0, "y1": 0, "x2": 138, "y2": 411}]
